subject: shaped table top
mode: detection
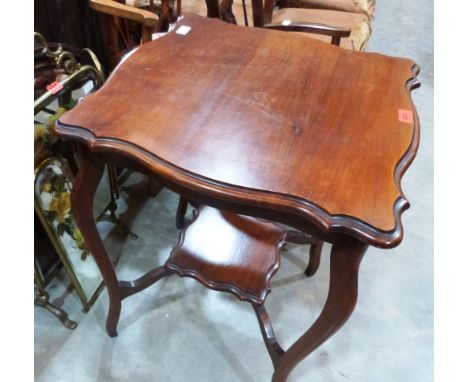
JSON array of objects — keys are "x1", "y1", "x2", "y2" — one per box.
[{"x1": 56, "y1": 13, "x2": 420, "y2": 248}]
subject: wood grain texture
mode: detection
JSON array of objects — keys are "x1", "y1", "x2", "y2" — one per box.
[
  {"x1": 166, "y1": 207, "x2": 286, "y2": 304},
  {"x1": 56, "y1": 14, "x2": 420, "y2": 248}
]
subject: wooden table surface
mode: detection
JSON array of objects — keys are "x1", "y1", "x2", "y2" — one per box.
[{"x1": 57, "y1": 14, "x2": 420, "y2": 248}]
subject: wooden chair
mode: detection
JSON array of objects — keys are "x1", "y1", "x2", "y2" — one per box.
[
  {"x1": 206, "y1": 0, "x2": 372, "y2": 51},
  {"x1": 277, "y1": 0, "x2": 376, "y2": 19},
  {"x1": 86, "y1": 0, "x2": 191, "y2": 227},
  {"x1": 89, "y1": 0, "x2": 164, "y2": 70}
]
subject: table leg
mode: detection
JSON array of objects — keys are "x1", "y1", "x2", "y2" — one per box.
[
  {"x1": 175, "y1": 197, "x2": 188, "y2": 229},
  {"x1": 284, "y1": 230, "x2": 324, "y2": 276},
  {"x1": 305, "y1": 240, "x2": 323, "y2": 277},
  {"x1": 271, "y1": 238, "x2": 368, "y2": 382},
  {"x1": 71, "y1": 146, "x2": 122, "y2": 337}
]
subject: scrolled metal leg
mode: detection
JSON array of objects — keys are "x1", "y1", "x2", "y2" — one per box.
[
  {"x1": 71, "y1": 145, "x2": 121, "y2": 337},
  {"x1": 271, "y1": 238, "x2": 368, "y2": 382},
  {"x1": 35, "y1": 288, "x2": 77, "y2": 329}
]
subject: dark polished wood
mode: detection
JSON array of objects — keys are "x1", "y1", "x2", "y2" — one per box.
[
  {"x1": 254, "y1": 304, "x2": 285, "y2": 367},
  {"x1": 55, "y1": 14, "x2": 420, "y2": 381},
  {"x1": 250, "y1": 0, "x2": 353, "y2": 46},
  {"x1": 273, "y1": 238, "x2": 367, "y2": 382},
  {"x1": 165, "y1": 205, "x2": 366, "y2": 382},
  {"x1": 252, "y1": 238, "x2": 366, "y2": 382},
  {"x1": 71, "y1": 146, "x2": 173, "y2": 336},
  {"x1": 35, "y1": 0, "x2": 107, "y2": 71},
  {"x1": 167, "y1": 206, "x2": 286, "y2": 305},
  {"x1": 284, "y1": 229, "x2": 323, "y2": 276},
  {"x1": 57, "y1": 14, "x2": 420, "y2": 248},
  {"x1": 305, "y1": 239, "x2": 323, "y2": 277},
  {"x1": 70, "y1": 146, "x2": 121, "y2": 336},
  {"x1": 175, "y1": 197, "x2": 188, "y2": 229}
]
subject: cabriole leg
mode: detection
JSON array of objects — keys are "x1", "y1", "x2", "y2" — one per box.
[
  {"x1": 71, "y1": 145, "x2": 121, "y2": 337},
  {"x1": 272, "y1": 238, "x2": 368, "y2": 382}
]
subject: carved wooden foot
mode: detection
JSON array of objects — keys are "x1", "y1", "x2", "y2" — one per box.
[
  {"x1": 71, "y1": 145, "x2": 122, "y2": 337},
  {"x1": 271, "y1": 238, "x2": 368, "y2": 382}
]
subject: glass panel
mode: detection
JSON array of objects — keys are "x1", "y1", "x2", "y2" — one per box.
[{"x1": 34, "y1": 158, "x2": 103, "y2": 301}]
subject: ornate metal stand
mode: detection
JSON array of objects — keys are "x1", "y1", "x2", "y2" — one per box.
[
  {"x1": 34, "y1": 33, "x2": 135, "y2": 314},
  {"x1": 34, "y1": 285, "x2": 77, "y2": 330},
  {"x1": 34, "y1": 260, "x2": 77, "y2": 329}
]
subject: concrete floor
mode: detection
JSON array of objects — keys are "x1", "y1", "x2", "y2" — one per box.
[{"x1": 35, "y1": 1, "x2": 433, "y2": 381}]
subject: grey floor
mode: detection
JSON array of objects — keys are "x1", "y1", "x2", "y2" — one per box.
[{"x1": 34, "y1": 1, "x2": 434, "y2": 381}]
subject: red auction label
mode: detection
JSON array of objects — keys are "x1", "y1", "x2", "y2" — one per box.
[
  {"x1": 398, "y1": 109, "x2": 413, "y2": 124},
  {"x1": 46, "y1": 81, "x2": 64, "y2": 94}
]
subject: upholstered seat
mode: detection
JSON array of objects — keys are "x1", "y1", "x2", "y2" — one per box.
[
  {"x1": 271, "y1": 8, "x2": 371, "y2": 51},
  {"x1": 278, "y1": 0, "x2": 376, "y2": 18}
]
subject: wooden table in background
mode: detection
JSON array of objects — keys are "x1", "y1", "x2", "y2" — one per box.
[{"x1": 55, "y1": 14, "x2": 420, "y2": 382}]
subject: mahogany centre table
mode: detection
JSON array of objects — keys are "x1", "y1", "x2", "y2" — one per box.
[{"x1": 55, "y1": 13, "x2": 420, "y2": 382}]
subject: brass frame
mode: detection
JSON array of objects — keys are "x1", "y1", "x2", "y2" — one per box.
[
  {"x1": 34, "y1": 158, "x2": 106, "y2": 312},
  {"x1": 34, "y1": 258, "x2": 78, "y2": 329},
  {"x1": 34, "y1": 32, "x2": 105, "y2": 83},
  {"x1": 34, "y1": 33, "x2": 118, "y2": 313}
]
